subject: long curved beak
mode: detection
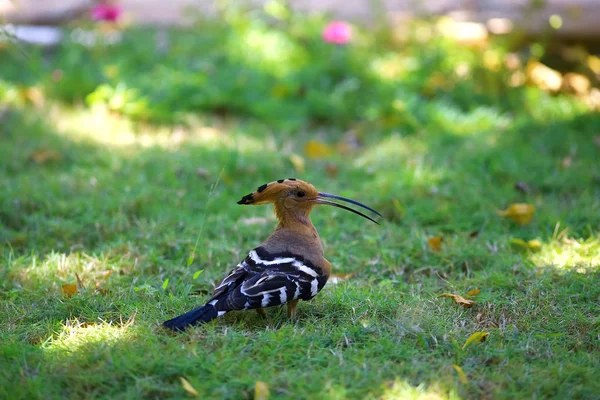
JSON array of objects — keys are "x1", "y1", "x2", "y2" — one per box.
[{"x1": 315, "y1": 192, "x2": 383, "y2": 224}]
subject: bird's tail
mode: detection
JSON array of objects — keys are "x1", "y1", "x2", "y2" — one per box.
[{"x1": 163, "y1": 301, "x2": 224, "y2": 331}]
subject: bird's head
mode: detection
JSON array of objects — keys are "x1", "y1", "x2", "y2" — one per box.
[{"x1": 237, "y1": 178, "x2": 382, "y2": 225}]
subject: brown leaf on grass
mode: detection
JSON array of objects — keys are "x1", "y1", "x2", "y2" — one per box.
[
  {"x1": 496, "y1": 203, "x2": 535, "y2": 225},
  {"x1": 465, "y1": 288, "x2": 481, "y2": 296},
  {"x1": 452, "y1": 364, "x2": 468, "y2": 384},
  {"x1": 462, "y1": 331, "x2": 489, "y2": 350},
  {"x1": 304, "y1": 140, "x2": 333, "y2": 159},
  {"x1": 428, "y1": 236, "x2": 442, "y2": 252},
  {"x1": 61, "y1": 284, "x2": 78, "y2": 297},
  {"x1": 179, "y1": 377, "x2": 199, "y2": 397},
  {"x1": 254, "y1": 381, "x2": 270, "y2": 400},
  {"x1": 439, "y1": 293, "x2": 476, "y2": 308},
  {"x1": 29, "y1": 148, "x2": 62, "y2": 164},
  {"x1": 469, "y1": 230, "x2": 480, "y2": 238}
]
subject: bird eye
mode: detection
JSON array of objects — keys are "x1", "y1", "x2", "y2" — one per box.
[{"x1": 297, "y1": 191, "x2": 306, "y2": 198}]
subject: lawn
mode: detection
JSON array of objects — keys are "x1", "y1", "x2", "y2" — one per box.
[{"x1": 1, "y1": 4, "x2": 599, "y2": 399}]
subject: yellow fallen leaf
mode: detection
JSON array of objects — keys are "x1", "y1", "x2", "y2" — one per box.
[
  {"x1": 439, "y1": 293, "x2": 476, "y2": 308},
  {"x1": 462, "y1": 331, "x2": 489, "y2": 350},
  {"x1": 465, "y1": 288, "x2": 481, "y2": 297},
  {"x1": 29, "y1": 148, "x2": 62, "y2": 164},
  {"x1": 288, "y1": 154, "x2": 305, "y2": 174},
  {"x1": 254, "y1": 381, "x2": 270, "y2": 400},
  {"x1": 452, "y1": 364, "x2": 468, "y2": 384},
  {"x1": 496, "y1": 203, "x2": 535, "y2": 225},
  {"x1": 61, "y1": 284, "x2": 78, "y2": 297},
  {"x1": 428, "y1": 236, "x2": 442, "y2": 252},
  {"x1": 509, "y1": 238, "x2": 542, "y2": 252},
  {"x1": 304, "y1": 140, "x2": 333, "y2": 159},
  {"x1": 179, "y1": 377, "x2": 199, "y2": 397}
]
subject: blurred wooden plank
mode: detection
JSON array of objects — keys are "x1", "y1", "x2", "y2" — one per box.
[{"x1": 1, "y1": 0, "x2": 600, "y2": 38}]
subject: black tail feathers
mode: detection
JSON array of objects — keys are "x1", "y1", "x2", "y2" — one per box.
[{"x1": 163, "y1": 302, "x2": 221, "y2": 331}]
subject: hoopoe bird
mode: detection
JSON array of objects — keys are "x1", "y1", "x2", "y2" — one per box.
[{"x1": 163, "y1": 178, "x2": 381, "y2": 331}]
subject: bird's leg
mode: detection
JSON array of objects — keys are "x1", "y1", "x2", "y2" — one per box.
[
  {"x1": 256, "y1": 308, "x2": 267, "y2": 319},
  {"x1": 286, "y1": 299, "x2": 299, "y2": 322}
]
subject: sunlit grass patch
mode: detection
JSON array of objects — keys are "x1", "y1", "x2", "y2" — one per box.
[
  {"x1": 529, "y1": 235, "x2": 600, "y2": 272},
  {"x1": 379, "y1": 380, "x2": 460, "y2": 400},
  {"x1": 42, "y1": 317, "x2": 135, "y2": 353}
]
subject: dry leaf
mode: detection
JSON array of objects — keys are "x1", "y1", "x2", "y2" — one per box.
[
  {"x1": 254, "y1": 381, "x2": 270, "y2": 400},
  {"x1": 452, "y1": 364, "x2": 468, "y2": 384},
  {"x1": 561, "y1": 155, "x2": 573, "y2": 168},
  {"x1": 428, "y1": 236, "x2": 442, "y2": 251},
  {"x1": 462, "y1": 331, "x2": 489, "y2": 350},
  {"x1": 439, "y1": 293, "x2": 476, "y2": 308},
  {"x1": 288, "y1": 154, "x2": 305, "y2": 174},
  {"x1": 304, "y1": 140, "x2": 333, "y2": 159},
  {"x1": 29, "y1": 148, "x2": 62, "y2": 164},
  {"x1": 465, "y1": 288, "x2": 481, "y2": 297},
  {"x1": 496, "y1": 203, "x2": 535, "y2": 225},
  {"x1": 469, "y1": 230, "x2": 480, "y2": 238},
  {"x1": 179, "y1": 377, "x2": 199, "y2": 397},
  {"x1": 509, "y1": 238, "x2": 542, "y2": 252},
  {"x1": 61, "y1": 283, "x2": 78, "y2": 297}
]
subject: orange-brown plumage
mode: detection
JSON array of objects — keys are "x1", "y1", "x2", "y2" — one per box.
[{"x1": 163, "y1": 178, "x2": 381, "y2": 331}]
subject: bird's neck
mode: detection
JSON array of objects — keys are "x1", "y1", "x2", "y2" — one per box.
[{"x1": 274, "y1": 204, "x2": 316, "y2": 235}]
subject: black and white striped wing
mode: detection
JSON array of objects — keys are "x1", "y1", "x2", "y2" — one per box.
[{"x1": 211, "y1": 246, "x2": 328, "y2": 312}]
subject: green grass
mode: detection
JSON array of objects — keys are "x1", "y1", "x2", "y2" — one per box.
[{"x1": 1, "y1": 9, "x2": 600, "y2": 400}]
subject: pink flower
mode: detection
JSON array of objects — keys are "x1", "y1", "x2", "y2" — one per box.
[
  {"x1": 322, "y1": 21, "x2": 352, "y2": 45},
  {"x1": 91, "y1": 3, "x2": 122, "y2": 22}
]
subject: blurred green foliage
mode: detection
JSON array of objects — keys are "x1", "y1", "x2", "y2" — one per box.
[{"x1": 3, "y1": 3, "x2": 589, "y2": 130}]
